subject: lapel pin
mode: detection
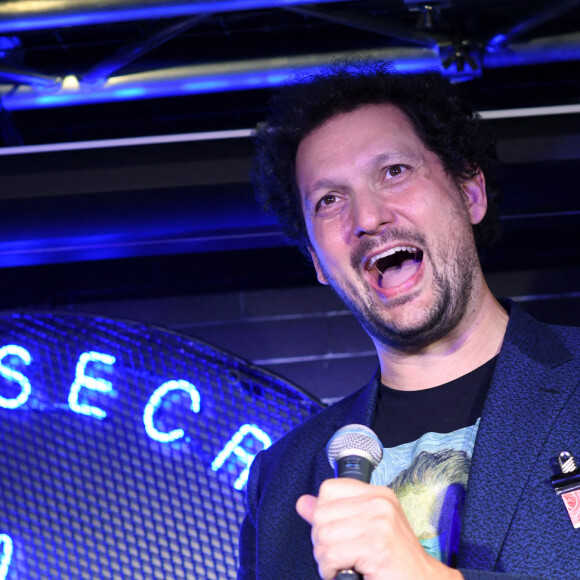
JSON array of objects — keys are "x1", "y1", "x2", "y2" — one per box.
[{"x1": 551, "y1": 451, "x2": 580, "y2": 529}]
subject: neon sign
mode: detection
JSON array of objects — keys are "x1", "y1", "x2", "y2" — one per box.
[
  {"x1": 0, "y1": 312, "x2": 322, "y2": 579},
  {"x1": 67, "y1": 351, "x2": 116, "y2": 419},
  {"x1": 211, "y1": 424, "x2": 272, "y2": 490},
  {"x1": 1, "y1": 345, "x2": 273, "y2": 483},
  {"x1": 0, "y1": 345, "x2": 32, "y2": 409},
  {"x1": 143, "y1": 379, "x2": 201, "y2": 442},
  {"x1": 0, "y1": 534, "x2": 12, "y2": 580}
]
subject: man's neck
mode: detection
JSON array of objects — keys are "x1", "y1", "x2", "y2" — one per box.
[{"x1": 376, "y1": 289, "x2": 509, "y2": 391}]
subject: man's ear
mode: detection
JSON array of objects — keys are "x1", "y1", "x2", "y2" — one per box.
[
  {"x1": 462, "y1": 170, "x2": 488, "y2": 225},
  {"x1": 307, "y1": 246, "x2": 329, "y2": 285}
]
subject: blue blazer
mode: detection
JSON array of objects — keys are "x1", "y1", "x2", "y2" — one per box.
[{"x1": 238, "y1": 304, "x2": 580, "y2": 579}]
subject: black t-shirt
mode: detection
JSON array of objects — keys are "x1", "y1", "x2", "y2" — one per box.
[
  {"x1": 373, "y1": 355, "x2": 498, "y2": 448},
  {"x1": 369, "y1": 356, "x2": 498, "y2": 566}
]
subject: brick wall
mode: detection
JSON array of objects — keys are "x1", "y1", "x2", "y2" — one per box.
[{"x1": 46, "y1": 264, "x2": 579, "y2": 404}]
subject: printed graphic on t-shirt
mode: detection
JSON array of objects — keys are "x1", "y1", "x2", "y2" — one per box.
[{"x1": 371, "y1": 419, "x2": 479, "y2": 566}]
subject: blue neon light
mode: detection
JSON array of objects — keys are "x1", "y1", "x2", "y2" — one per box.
[
  {"x1": 0, "y1": 1, "x2": 347, "y2": 33},
  {"x1": 68, "y1": 351, "x2": 116, "y2": 419},
  {"x1": 112, "y1": 87, "x2": 147, "y2": 99},
  {"x1": 143, "y1": 379, "x2": 201, "y2": 443},
  {"x1": 487, "y1": 34, "x2": 507, "y2": 51},
  {"x1": 182, "y1": 79, "x2": 231, "y2": 92},
  {"x1": 211, "y1": 424, "x2": 272, "y2": 490},
  {"x1": 0, "y1": 345, "x2": 32, "y2": 409},
  {"x1": 265, "y1": 73, "x2": 292, "y2": 84},
  {"x1": 0, "y1": 534, "x2": 13, "y2": 580}
]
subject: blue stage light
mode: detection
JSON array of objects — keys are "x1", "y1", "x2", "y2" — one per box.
[
  {"x1": 112, "y1": 87, "x2": 147, "y2": 99},
  {"x1": 487, "y1": 34, "x2": 507, "y2": 51}
]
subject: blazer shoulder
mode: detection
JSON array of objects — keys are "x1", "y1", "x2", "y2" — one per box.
[
  {"x1": 252, "y1": 376, "x2": 379, "y2": 474},
  {"x1": 502, "y1": 303, "x2": 579, "y2": 367},
  {"x1": 550, "y1": 323, "x2": 580, "y2": 352}
]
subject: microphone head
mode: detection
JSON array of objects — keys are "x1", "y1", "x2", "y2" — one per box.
[{"x1": 326, "y1": 424, "x2": 383, "y2": 469}]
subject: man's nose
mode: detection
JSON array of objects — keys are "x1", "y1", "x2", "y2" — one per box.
[{"x1": 353, "y1": 188, "x2": 395, "y2": 237}]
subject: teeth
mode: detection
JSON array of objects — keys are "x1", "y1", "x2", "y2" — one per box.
[{"x1": 368, "y1": 246, "x2": 419, "y2": 270}]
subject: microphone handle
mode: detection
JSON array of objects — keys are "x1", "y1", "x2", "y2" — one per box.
[
  {"x1": 335, "y1": 455, "x2": 373, "y2": 482},
  {"x1": 334, "y1": 455, "x2": 373, "y2": 579}
]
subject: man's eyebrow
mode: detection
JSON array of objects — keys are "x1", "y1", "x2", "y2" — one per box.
[
  {"x1": 303, "y1": 177, "x2": 342, "y2": 199},
  {"x1": 371, "y1": 150, "x2": 420, "y2": 166},
  {"x1": 301, "y1": 149, "x2": 421, "y2": 200}
]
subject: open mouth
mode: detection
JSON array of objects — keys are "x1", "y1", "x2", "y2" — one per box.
[{"x1": 367, "y1": 246, "x2": 423, "y2": 289}]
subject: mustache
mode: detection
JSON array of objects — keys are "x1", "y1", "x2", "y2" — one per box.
[{"x1": 350, "y1": 227, "x2": 427, "y2": 270}]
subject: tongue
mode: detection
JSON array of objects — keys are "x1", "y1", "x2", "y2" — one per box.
[{"x1": 379, "y1": 258, "x2": 421, "y2": 289}]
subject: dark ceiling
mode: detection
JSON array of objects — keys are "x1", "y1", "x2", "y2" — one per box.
[{"x1": 0, "y1": 0, "x2": 579, "y2": 306}]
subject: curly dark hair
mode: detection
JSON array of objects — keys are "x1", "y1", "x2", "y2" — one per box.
[{"x1": 251, "y1": 61, "x2": 502, "y2": 257}]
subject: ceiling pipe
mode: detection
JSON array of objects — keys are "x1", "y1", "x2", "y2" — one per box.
[
  {"x1": 1, "y1": 33, "x2": 579, "y2": 111},
  {"x1": 0, "y1": 0, "x2": 350, "y2": 33},
  {"x1": 286, "y1": 5, "x2": 448, "y2": 48},
  {"x1": 81, "y1": 14, "x2": 211, "y2": 84},
  {"x1": 487, "y1": 0, "x2": 580, "y2": 50},
  {"x1": 0, "y1": 65, "x2": 61, "y2": 89},
  {"x1": 0, "y1": 47, "x2": 440, "y2": 110},
  {"x1": 3, "y1": 103, "x2": 580, "y2": 156},
  {"x1": 483, "y1": 31, "x2": 580, "y2": 67}
]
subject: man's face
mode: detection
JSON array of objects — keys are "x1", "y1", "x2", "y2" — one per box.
[{"x1": 295, "y1": 103, "x2": 487, "y2": 350}]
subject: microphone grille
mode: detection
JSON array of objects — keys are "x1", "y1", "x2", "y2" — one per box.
[{"x1": 326, "y1": 424, "x2": 383, "y2": 469}]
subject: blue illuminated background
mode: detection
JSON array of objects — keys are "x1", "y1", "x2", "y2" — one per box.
[
  {"x1": 1, "y1": 3, "x2": 579, "y2": 577},
  {"x1": 0, "y1": 312, "x2": 323, "y2": 579}
]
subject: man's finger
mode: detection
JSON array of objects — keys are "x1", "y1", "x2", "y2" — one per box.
[{"x1": 296, "y1": 494, "x2": 317, "y2": 524}]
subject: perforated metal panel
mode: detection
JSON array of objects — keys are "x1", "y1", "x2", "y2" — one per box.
[{"x1": 0, "y1": 312, "x2": 323, "y2": 579}]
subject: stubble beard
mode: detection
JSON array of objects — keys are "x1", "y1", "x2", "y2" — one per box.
[{"x1": 319, "y1": 225, "x2": 480, "y2": 351}]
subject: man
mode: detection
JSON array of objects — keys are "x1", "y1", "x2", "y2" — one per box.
[{"x1": 238, "y1": 62, "x2": 580, "y2": 579}]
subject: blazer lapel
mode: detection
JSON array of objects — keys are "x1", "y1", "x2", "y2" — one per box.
[{"x1": 459, "y1": 305, "x2": 574, "y2": 569}]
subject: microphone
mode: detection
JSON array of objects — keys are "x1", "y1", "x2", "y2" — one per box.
[{"x1": 326, "y1": 424, "x2": 383, "y2": 580}]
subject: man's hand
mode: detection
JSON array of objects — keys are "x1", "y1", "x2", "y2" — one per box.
[{"x1": 296, "y1": 478, "x2": 463, "y2": 580}]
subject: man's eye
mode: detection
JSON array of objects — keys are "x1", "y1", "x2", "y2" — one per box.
[
  {"x1": 386, "y1": 165, "x2": 406, "y2": 178},
  {"x1": 316, "y1": 194, "x2": 337, "y2": 211}
]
